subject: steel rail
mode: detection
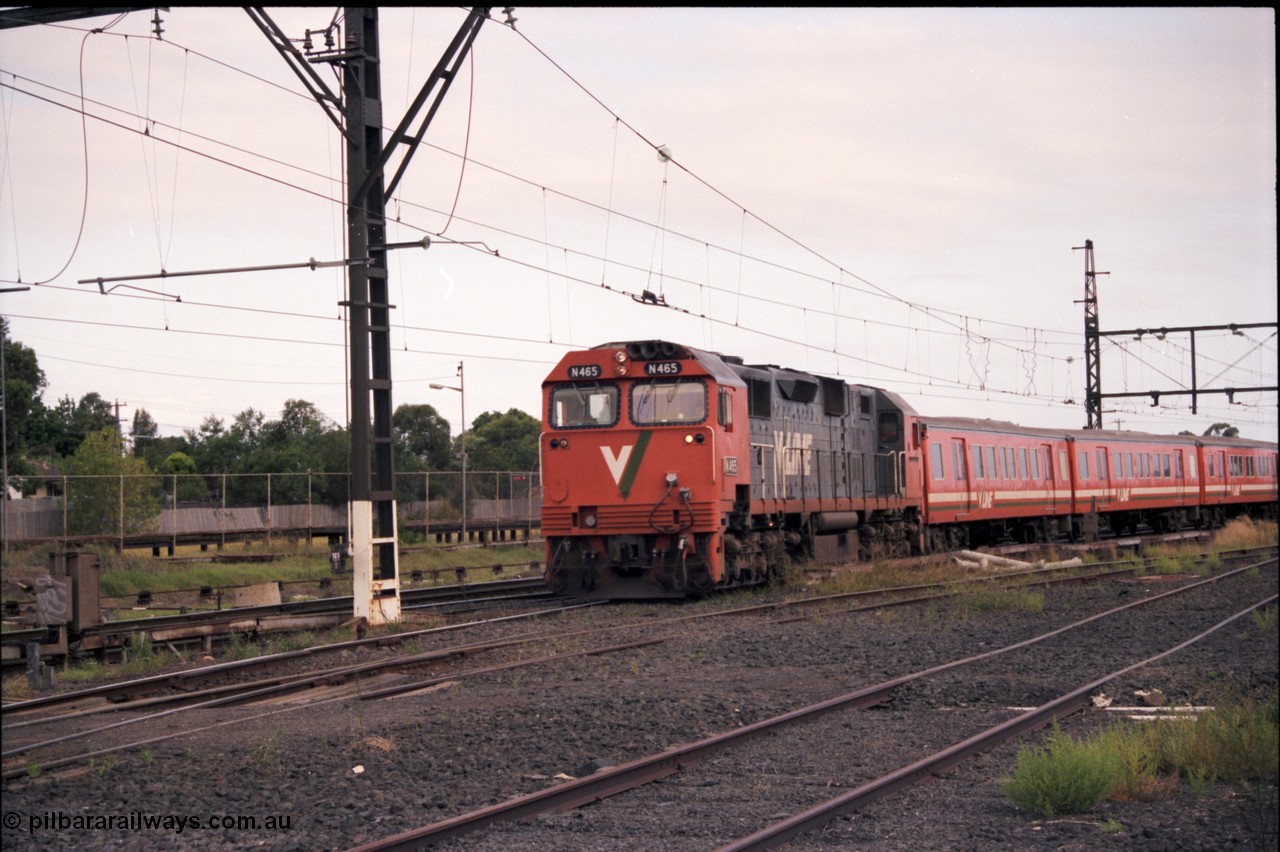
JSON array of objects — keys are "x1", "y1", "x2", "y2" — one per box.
[
  {"x1": 719, "y1": 592, "x2": 1279, "y2": 851},
  {"x1": 5, "y1": 558, "x2": 1270, "y2": 778},
  {"x1": 1, "y1": 597, "x2": 591, "y2": 719},
  {"x1": 0, "y1": 551, "x2": 1251, "y2": 724},
  {"x1": 345, "y1": 558, "x2": 1276, "y2": 850}
]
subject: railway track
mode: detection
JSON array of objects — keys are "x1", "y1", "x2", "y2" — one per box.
[
  {"x1": 347, "y1": 556, "x2": 1277, "y2": 850},
  {"x1": 4, "y1": 550, "x2": 1270, "y2": 783},
  {"x1": 0, "y1": 575, "x2": 550, "y2": 670}
]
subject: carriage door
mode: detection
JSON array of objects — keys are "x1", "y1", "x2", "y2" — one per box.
[
  {"x1": 951, "y1": 438, "x2": 971, "y2": 514},
  {"x1": 1041, "y1": 444, "x2": 1058, "y2": 514}
]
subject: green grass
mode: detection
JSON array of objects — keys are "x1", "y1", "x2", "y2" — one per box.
[
  {"x1": 952, "y1": 586, "x2": 1045, "y2": 618},
  {"x1": 1004, "y1": 693, "x2": 1280, "y2": 818}
]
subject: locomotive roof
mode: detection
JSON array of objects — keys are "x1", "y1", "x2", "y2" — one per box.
[{"x1": 587, "y1": 340, "x2": 746, "y2": 387}]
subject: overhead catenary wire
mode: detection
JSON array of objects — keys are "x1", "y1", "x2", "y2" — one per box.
[{"x1": 2, "y1": 11, "x2": 1272, "y2": 438}]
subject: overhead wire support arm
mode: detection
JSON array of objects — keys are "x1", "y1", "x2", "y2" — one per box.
[
  {"x1": 244, "y1": 7, "x2": 351, "y2": 143},
  {"x1": 352, "y1": 6, "x2": 490, "y2": 207},
  {"x1": 77, "y1": 256, "x2": 366, "y2": 290}
]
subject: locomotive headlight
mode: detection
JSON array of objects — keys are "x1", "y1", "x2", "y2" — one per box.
[
  {"x1": 683, "y1": 434, "x2": 706, "y2": 445},
  {"x1": 684, "y1": 434, "x2": 694, "y2": 444},
  {"x1": 614, "y1": 350, "x2": 626, "y2": 362}
]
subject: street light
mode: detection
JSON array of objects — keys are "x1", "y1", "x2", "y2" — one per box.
[{"x1": 429, "y1": 361, "x2": 466, "y2": 540}]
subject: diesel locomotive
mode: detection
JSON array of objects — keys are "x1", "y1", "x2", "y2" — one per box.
[{"x1": 539, "y1": 340, "x2": 1278, "y2": 599}]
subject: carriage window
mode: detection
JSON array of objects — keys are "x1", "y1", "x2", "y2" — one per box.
[
  {"x1": 954, "y1": 442, "x2": 966, "y2": 480},
  {"x1": 987, "y1": 446, "x2": 997, "y2": 480},
  {"x1": 1097, "y1": 449, "x2": 1108, "y2": 480},
  {"x1": 1058, "y1": 450, "x2": 1068, "y2": 479},
  {"x1": 1175, "y1": 453, "x2": 1183, "y2": 478},
  {"x1": 972, "y1": 446, "x2": 985, "y2": 479},
  {"x1": 930, "y1": 442, "x2": 945, "y2": 480},
  {"x1": 1077, "y1": 451, "x2": 1089, "y2": 480},
  {"x1": 1017, "y1": 448, "x2": 1028, "y2": 479},
  {"x1": 1246, "y1": 456, "x2": 1255, "y2": 476},
  {"x1": 1124, "y1": 453, "x2": 1134, "y2": 479},
  {"x1": 1207, "y1": 454, "x2": 1216, "y2": 477},
  {"x1": 1030, "y1": 448, "x2": 1040, "y2": 479},
  {"x1": 1163, "y1": 454, "x2": 1171, "y2": 477},
  {"x1": 550, "y1": 383, "x2": 619, "y2": 429},
  {"x1": 631, "y1": 379, "x2": 707, "y2": 425}
]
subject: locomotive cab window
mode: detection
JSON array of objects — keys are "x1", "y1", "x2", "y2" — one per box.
[
  {"x1": 930, "y1": 442, "x2": 945, "y2": 480},
  {"x1": 550, "y1": 383, "x2": 619, "y2": 429},
  {"x1": 878, "y1": 412, "x2": 901, "y2": 446},
  {"x1": 631, "y1": 379, "x2": 707, "y2": 425}
]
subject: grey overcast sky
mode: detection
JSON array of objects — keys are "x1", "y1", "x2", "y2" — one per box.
[{"x1": 1, "y1": 7, "x2": 1276, "y2": 442}]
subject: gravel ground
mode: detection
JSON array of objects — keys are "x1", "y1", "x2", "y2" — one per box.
[{"x1": 2, "y1": 563, "x2": 1276, "y2": 851}]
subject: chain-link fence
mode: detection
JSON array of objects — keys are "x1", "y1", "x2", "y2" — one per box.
[{"x1": 1, "y1": 471, "x2": 541, "y2": 550}]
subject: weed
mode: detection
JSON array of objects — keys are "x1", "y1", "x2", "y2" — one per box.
[
  {"x1": 953, "y1": 586, "x2": 1045, "y2": 619},
  {"x1": 223, "y1": 631, "x2": 259, "y2": 661},
  {"x1": 90, "y1": 755, "x2": 117, "y2": 776},
  {"x1": 351, "y1": 734, "x2": 395, "y2": 753},
  {"x1": 1252, "y1": 607, "x2": 1278, "y2": 638},
  {"x1": 1185, "y1": 764, "x2": 1217, "y2": 798},
  {"x1": 1, "y1": 674, "x2": 34, "y2": 702},
  {"x1": 142, "y1": 747, "x2": 154, "y2": 768},
  {"x1": 26, "y1": 762, "x2": 41, "y2": 779},
  {"x1": 1212, "y1": 517, "x2": 1278, "y2": 551},
  {"x1": 1100, "y1": 818, "x2": 1125, "y2": 834},
  {"x1": 1150, "y1": 554, "x2": 1185, "y2": 575},
  {"x1": 1003, "y1": 725, "x2": 1120, "y2": 817},
  {"x1": 250, "y1": 728, "x2": 282, "y2": 770},
  {"x1": 1005, "y1": 693, "x2": 1280, "y2": 822},
  {"x1": 265, "y1": 630, "x2": 314, "y2": 654}
]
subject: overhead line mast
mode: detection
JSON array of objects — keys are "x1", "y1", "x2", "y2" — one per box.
[
  {"x1": 250, "y1": 6, "x2": 490, "y2": 624},
  {"x1": 1075, "y1": 238, "x2": 1276, "y2": 430}
]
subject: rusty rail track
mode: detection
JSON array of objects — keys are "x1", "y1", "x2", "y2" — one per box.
[{"x1": 346, "y1": 558, "x2": 1276, "y2": 850}]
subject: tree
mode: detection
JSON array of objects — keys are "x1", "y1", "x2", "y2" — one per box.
[
  {"x1": 1203, "y1": 423, "x2": 1239, "y2": 438},
  {"x1": 2, "y1": 317, "x2": 46, "y2": 459},
  {"x1": 61, "y1": 428, "x2": 160, "y2": 536},
  {"x1": 253, "y1": 400, "x2": 337, "y2": 504},
  {"x1": 32, "y1": 392, "x2": 118, "y2": 458},
  {"x1": 463, "y1": 408, "x2": 541, "y2": 472},
  {"x1": 393, "y1": 403, "x2": 452, "y2": 471},
  {"x1": 130, "y1": 408, "x2": 160, "y2": 456},
  {"x1": 160, "y1": 450, "x2": 210, "y2": 504}
]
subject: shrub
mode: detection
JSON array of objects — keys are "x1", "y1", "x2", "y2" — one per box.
[{"x1": 1003, "y1": 725, "x2": 1120, "y2": 817}]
